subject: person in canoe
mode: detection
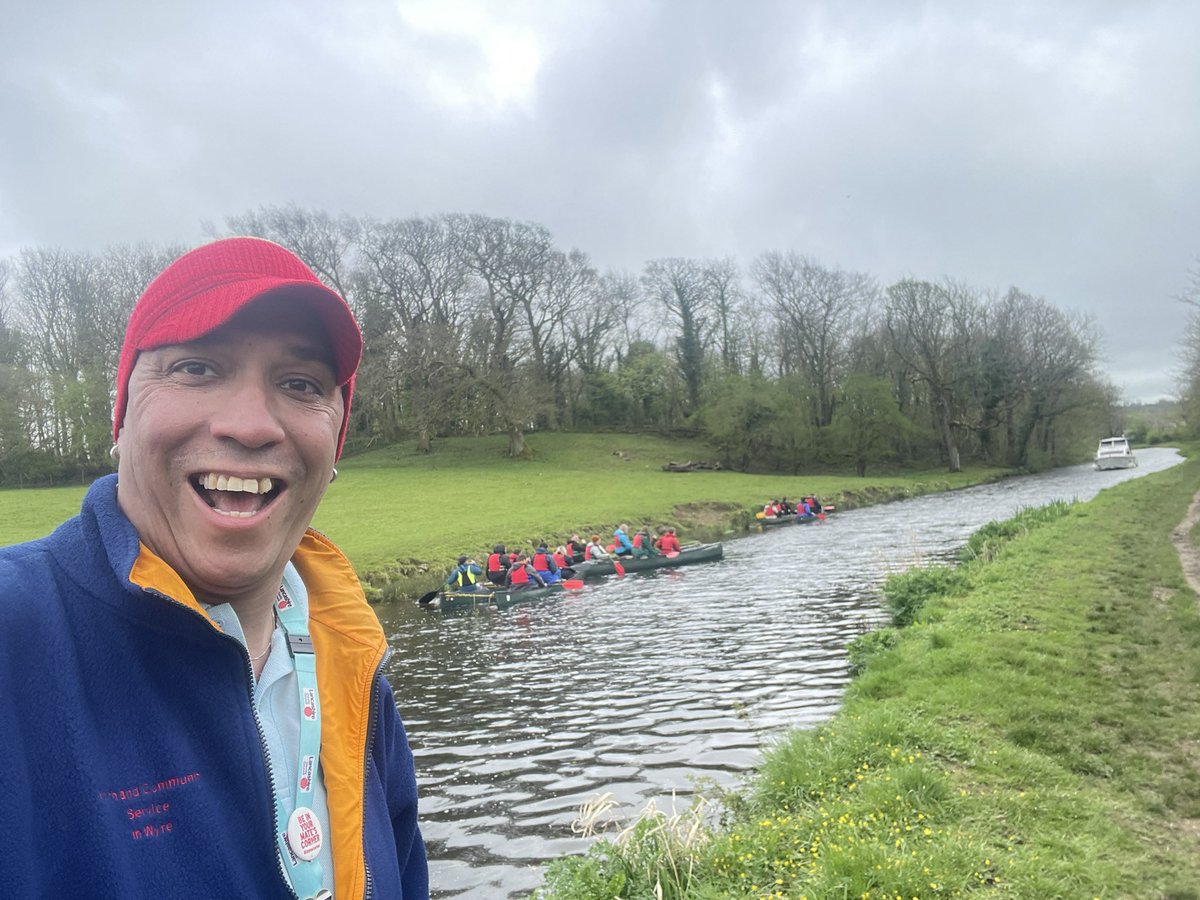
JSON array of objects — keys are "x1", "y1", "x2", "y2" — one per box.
[
  {"x1": 612, "y1": 523, "x2": 635, "y2": 556},
  {"x1": 486, "y1": 543, "x2": 512, "y2": 585},
  {"x1": 506, "y1": 552, "x2": 547, "y2": 591},
  {"x1": 446, "y1": 555, "x2": 484, "y2": 593},
  {"x1": 655, "y1": 527, "x2": 682, "y2": 554},
  {"x1": 566, "y1": 533, "x2": 588, "y2": 563},
  {"x1": 531, "y1": 542, "x2": 562, "y2": 583},
  {"x1": 631, "y1": 524, "x2": 659, "y2": 558},
  {"x1": 552, "y1": 545, "x2": 577, "y2": 578},
  {"x1": 803, "y1": 495, "x2": 824, "y2": 515},
  {"x1": 584, "y1": 534, "x2": 610, "y2": 560}
]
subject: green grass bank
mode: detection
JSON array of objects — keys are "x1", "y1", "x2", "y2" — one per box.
[
  {"x1": 0, "y1": 432, "x2": 1007, "y2": 599},
  {"x1": 534, "y1": 454, "x2": 1200, "y2": 899}
]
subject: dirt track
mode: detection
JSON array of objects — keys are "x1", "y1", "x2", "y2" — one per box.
[{"x1": 1171, "y1": 490, "x2": 1200, "y2": 597}]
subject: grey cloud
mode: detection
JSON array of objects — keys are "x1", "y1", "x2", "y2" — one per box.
[{"x1": 0, "y1": 0, "x2": 1195, "y2": 399}]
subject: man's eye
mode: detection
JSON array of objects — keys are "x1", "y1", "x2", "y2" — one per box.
[
  {"x1": 172, "y1": 361, "x2": 212, "y2": 377},
  {"x1": 283, "y1": 378, "x2": 321, "y2": 394}
]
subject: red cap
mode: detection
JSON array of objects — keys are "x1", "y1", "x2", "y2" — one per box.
[{"x1": 113, "y1": 237, "x2": 362, "y2": 458}]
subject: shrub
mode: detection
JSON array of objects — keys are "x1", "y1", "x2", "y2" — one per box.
[
  {"x1": 881, "y1": 564, "x2": 961, "y2": 626},
  {"x1": 959, "y1": 500, "x2": 1073, "y2": 564},
  {"x1": 847, "y1": 627, "x2": 900, "y2": 675}
]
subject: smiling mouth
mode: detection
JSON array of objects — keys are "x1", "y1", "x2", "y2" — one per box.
[{"x1": 192, "y1": 472, "x2": 281, "y2": 518}]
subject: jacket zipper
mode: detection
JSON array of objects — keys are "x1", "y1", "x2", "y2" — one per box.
[
  {"x1": 147, "y1": 589, "x2": 299, "y2": 899},
  {"x1": 361, "y1": 656, "x2": 385, "y2": 899}
]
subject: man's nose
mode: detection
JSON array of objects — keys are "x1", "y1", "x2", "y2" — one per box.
[{"x1": 207, "y1": 378, "x2": 287, "y2": 448}]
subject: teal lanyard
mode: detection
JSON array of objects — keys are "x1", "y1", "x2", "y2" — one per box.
[{"x1": 272, "y1": 583, "x2": 330, "y2": 900}]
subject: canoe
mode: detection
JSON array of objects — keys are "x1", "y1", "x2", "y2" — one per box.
[
  {"x1": 427, "y1": 542, "x2": 724, "y2": 611},
  {"x1": 435, "y1": 582, "x2": 566, "y2": 612},
  {"x1": 758, "y1": 512, "x2": 821, "y2": 527},
  {"x1": 570, "y1": 541, "x2": 725, "y2": 580}
]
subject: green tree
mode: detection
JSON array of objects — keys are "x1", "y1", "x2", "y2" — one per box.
[
  {"x1": 616, "y1": 342, "x2": 686, "y2": 430},
  {"x1": 831, "y1": 375, "x2": 922, "y2": 476},
  {"x1": 699, "y1": 373, "x2": 779, "y2": 470}
]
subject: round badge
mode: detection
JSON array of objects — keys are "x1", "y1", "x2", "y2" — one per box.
[{"x1": 286, "y1": 807, "x2": 323, "y2": 862}]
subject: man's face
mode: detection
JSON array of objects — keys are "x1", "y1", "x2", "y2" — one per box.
[{"x1": 115, "y1": 299, "x2": 344, "y2": 607}]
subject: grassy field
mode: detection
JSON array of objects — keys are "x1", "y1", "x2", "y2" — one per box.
[
  {"x1": 535, "y1": 453, "x2": 1200, "y2": 899},
  {"x1": 0, "y1": 432, "x2": 1006, "y2": 594}
]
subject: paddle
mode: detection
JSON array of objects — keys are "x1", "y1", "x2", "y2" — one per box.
[
  {"x1": 417, "y1": 589, "x2": 439, "y2": 607},
  {"x1": 563, "y1": 579, "x2": 584, "y2": 589},
  {"x1": 665, "y1": 551, "x2": 679, "y2": 559},
  {"x1": 612, "y1": 558, "x2": 625, "y2": 577}
]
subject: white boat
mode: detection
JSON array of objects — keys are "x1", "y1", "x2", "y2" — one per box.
[{"x1": 1094, "y1": 436, "x2": 1137, "y2": 470}]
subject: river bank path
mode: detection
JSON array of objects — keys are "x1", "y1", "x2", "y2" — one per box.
[{"x1": 1172, "y1": 489, "x2": 1200, "y2": 598}]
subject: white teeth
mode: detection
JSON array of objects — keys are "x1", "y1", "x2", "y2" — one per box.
[
  {"x1": 197, "y1": 473, "x2": 275, "y2": 494},
  {"x1": 213, "y1": 509, "x2": 255, "y2": 518}
]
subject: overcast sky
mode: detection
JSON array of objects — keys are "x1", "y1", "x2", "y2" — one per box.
[{"x1": 1, "y1": 1, "x2": 1194, "y2": 402}]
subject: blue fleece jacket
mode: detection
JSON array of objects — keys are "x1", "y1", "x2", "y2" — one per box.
[{"x1": 0, "y1": 475, "x2": 428, "y2": 899}]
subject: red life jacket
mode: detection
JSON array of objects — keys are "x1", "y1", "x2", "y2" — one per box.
[
  {"x1": 486, "y1": 552, "x2": 505, "y2": 574},
  {"x1": 532, "y1": 551, "x2": 552, "y2": 571},
  {"x1": 658, "y1": 534, "x2": 681, "y2": 553},
  {"x1": 553, "y1": 551, "x2": 567, "y2": 568},
  {"x1": 509, "y1": 563, "x2": 530, "y2": 585},
  {"x1": 632, "y1": 532, "x2": 645, "y2": 549}
]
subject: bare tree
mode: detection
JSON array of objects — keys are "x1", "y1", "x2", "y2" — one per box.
[
  {"x1": 0, "y1": 262, "x2": 38, "y2": 478},
  {"x1": 996, "y1": 289, "x2": 1100, "y2": 466},
  {"x1": 539, "y1": 248, "x2": 599, "y2": 424},
  {"x1": 885, "y1": 278, "x2": 983, "y2": 472},
  {"x1": 569, "y1": 269, "x2": 625, "y2": 377},
  {"x1": 450, "y1": 214, "x2": 556, "y2": 457},
  {"x1": 703, "y1": 257, "x2": 746, "y2": 375},
  {"x1": 99, "y1": 243, "x2": 187, "y2": 378},
  {"x1": 356, "y1": 215, "x2": 472, "y2": 450},
  {"x1": 224, "y1": 204, "x2": 360, "y2": 310},
  {"x1": 1178, "y1": 262, "x2": 1200, "y2": 432},
  {"x1": 753, "y1": 252, "x2": 876, "y2": 427},
  {"x1": 13, "y1": 245, "x2": 172, "y2": 468}
]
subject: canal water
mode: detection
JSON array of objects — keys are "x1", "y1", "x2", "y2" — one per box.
[{"x1": 378, "y1": 448, "x2": 1184, "y2": 898}]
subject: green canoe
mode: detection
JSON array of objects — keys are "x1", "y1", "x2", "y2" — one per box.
[
  {"x1": 435, "y1": 582, "x2": 567, "y2": 612},
  {"x1": 569, "y1": 541, "x2": 724, "y2": 580},
  {"x1": 758, "y1": 512, "x2": 821, "y2": 528}
]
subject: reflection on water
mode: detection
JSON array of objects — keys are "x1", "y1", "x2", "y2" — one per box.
[{"x1": 378, "y1": 448, "x2": 1183, "y2": 898}]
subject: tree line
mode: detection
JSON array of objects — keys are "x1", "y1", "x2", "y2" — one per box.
[{"x1": 0, "y1": 204, "x2": 1120, "y2": 486}]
